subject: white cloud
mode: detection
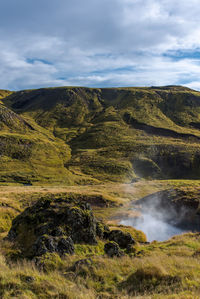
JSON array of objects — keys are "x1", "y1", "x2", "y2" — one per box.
[{"x1": 0, "y1": 0, "x2": 200, "y2": 89}]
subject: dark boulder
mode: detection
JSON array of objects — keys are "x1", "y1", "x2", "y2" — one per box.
[
  {"x1": 7, "y1": 197, "x2": 107, "y2": 258},
  {"x1": 32, "y1": 235, "x2": 56, "y2": 256},
  {"x1": 32, "y1": 235, "x2": 74, "y2": 256},
  {"x1": 57, "y1": 237, "x2": 74, "y2": 255},
  {"x1": 108, "y1": 230, "x2": 135, "y2": 249},
  {"x1": 96, "y1": 221, "x2": 110, "y2": 239},
  {"x1": 104, "y1": 241, "x2": 123, "y2": 257},
  {"x1": 51, "y1": 226, "x2": 66, "y2": 237},
  {"x1": 65, "y1": 206, "x2": 97, "y2": 244}
]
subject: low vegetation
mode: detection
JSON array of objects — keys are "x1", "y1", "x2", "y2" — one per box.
[
  {"x1": 0, "y1": 181, "x2": 199, "y2": 297},
  {"x1": 0, "y1": 85, "x2": 200, "y2": 184},
  {"x1": 0, "y1": 86, "x2": 200, "y2": 297}
]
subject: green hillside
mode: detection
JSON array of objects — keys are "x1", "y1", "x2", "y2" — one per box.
[
  {"x1": 1, "y1": 85, "x2": 200, "y2": 184},
  {"x1": 0, "y1": 100, "x2": 73, "y2": 185},
  {"x1": 1, "y1": 86, "x2": 200, "y2": 298}
]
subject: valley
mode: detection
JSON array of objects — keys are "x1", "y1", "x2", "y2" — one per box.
[{"x1": 0, "y1": 86, "x2": 200, "y2": 297}]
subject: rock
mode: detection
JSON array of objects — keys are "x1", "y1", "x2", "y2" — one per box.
[
  {"x1": 7, "y1": 229, "x2": 16, "y2": 241},
  {"x1": 32, "y1": 235, "x2": 74, "y2": 256},
  {"x1": 36, "y1": 224, "x2": 53, "y2": 236},
  {"x1": 51, "y1": 227, "x2": 66, "y2": 237},
  {"x1": 108, "y1": 230, "x2": 135, "y2": 249},
  {"x1": 7, "y1": 197, "x2": 107, "y2": 258},
  {"x1": 65, "y1": 206, "x2": 97, "y2": 244},
  {"x1": 57, "y1": 237, "x2": 74, "y2": 255},
  {"x1": 104, "y1": 241, "x2": 123, "y2": 257},
  {"x1": 96, "y1": 221, "x2": 110, "y2": 239},
  {"x1": 32, "y1": 235, "x2": 56, "y2": 256},
  {"x1": 20, "y1": 274, "x2": 35, "y2": 283},
  {"x1": 126, "y1": 244, "x2": 137, "y2": 254},
  {"x1": 25, "y1": 276, "x2": 35, "y2": 283}
]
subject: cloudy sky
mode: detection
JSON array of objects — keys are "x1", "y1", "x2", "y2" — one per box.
[{"x1": 1, "y1": 0, "x2": 200, "y2": 90}]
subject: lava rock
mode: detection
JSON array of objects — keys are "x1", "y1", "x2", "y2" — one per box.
[
  {"x1": 32, "y1": 235, "x2": 74, "y2": 257},
  {"x1": 25, "y1": 276, "x2": 35, "y2": 283},
  {"x1": 96, "y1": 221, "x2": 110, "y2": 239},
  {"x1": 36, "y1": 223, "x2": 54, "y2": 236},
  {"x1": 108, "y1": 230, "x2": 135, "y2": 249},
  {"x1": 64, "y1": 206, "x2": 97, "y2": 244},
  {"x1": 7, "y1": 229, "x2": 16, "y2": 241},
  {"x1": 51, "y1": 227, "x2": 66, "y2": 237},
  {"x1": 32, "y1": 235, "x2": 56, "y2": 256},
  {"x1": 7, "y1": 197, "x2": 107, "y2": 258},
  {"x1": 57, "y1": 237, "x2": 74, "y2": 255},
  {"x1": 104, "y1": 241, "x2": 123, "y2": 257}
]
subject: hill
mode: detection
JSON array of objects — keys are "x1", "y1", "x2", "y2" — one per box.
[
  {"x1": 1, "y1": 85, "x2": 200, "y2": 184},
  {"x1": 1, "y1": 86, "x2": 200, "y2": 298},
  {"x1": 0, "y1": 95, "x2": 73, "y2": 185}
]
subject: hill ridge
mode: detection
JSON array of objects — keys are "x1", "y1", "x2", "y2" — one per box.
[{"x1": 1, "y1": 85, "x2": 200, "y2": 184}]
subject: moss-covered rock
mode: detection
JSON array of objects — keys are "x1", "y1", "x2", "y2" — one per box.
[
  {"x1": 32, "y1": 235, "x2": 74, "y2": 256},
  {"x1": 104, "y1": 241, "x2": 123, "y2": 257},
  {"x1": 7, "y1": 197, "x2": 109, "y2": 258},
  {"x1": 108, "y1": 229, "x2": 135, "y2": 249}
]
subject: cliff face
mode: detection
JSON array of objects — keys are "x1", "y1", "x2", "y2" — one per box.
[{"x1": 1, "y1": 85, "x2": 200, "y2": 184}]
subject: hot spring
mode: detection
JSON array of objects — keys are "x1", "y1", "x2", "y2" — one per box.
[{"x1": 119, "y1": 190, "x2": 200, "y2": 242}]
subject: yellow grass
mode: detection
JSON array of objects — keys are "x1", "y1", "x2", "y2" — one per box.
[{"x1": 0, "y1": 181, "x2": 200, "y2": 297}]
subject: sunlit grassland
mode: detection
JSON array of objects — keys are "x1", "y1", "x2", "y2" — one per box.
[
  {"x1": 0, "y1": 179, "x2": 199, "y2": 235},
  {"x1": 2, "y1": 86, "x2": 200, "y2": 184},
  {"x1": 1, "y1": 86, "x2": 200, "y2": 297},
  {"x1": 1, "y1": 233, "x2": 200, "y2": 298},
  {"x1": 0, "y1": 180, "x2": 200, "y2": 297}
]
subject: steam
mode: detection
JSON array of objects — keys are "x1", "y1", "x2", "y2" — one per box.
[
  {"x1": 120, "y1": 192, "x2": 192, "y2": 242},
  {"x1": 120, "y1": 211, "x2": 184, "y2": 242}
]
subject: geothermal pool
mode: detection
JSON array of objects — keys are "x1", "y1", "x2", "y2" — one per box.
[
  {"x1": 119, "y1": 191, "x2": 200, "y2": 242},
  {"x1": 120, "y1": 212, "x2": 186, "y2": 242}
]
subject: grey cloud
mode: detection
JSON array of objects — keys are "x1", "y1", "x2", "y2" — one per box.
[
  {"x1": 0, "y1": 0, "x2": 197, "y2": 51},
  {"x1": 0, "y1": 0, "x2": 200, "y2": 89}
]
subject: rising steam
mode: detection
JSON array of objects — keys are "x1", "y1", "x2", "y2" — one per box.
[{"x1": 119, "y1": 191, "x2": 196, "y2": 242}]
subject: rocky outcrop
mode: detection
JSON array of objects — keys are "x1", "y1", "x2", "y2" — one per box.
[
  {"x1": 7, "y1": 197, "x2": 109, "y2": 258},
  {"x1": 104, "y1": 241, "x2": 123, "y2": 257},
  {"x1": 7, "y1": 196, "x2": 136, "y2": 259},
  {"x1": 32, "y1": 235, "x2": 74, "y2": 256},
  {"x1": 108, "y1": 230, "x2": 135, "y2": 249}
]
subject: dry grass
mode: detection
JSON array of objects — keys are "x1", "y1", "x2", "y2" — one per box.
[
  {"x1": 2, "y1": 232, "x2": 200, "y2": 298},
  {"x1": 0, "y1": 180, "x2": 169, "y2": 237},
  {"x1": 0, "y1": 179, "x2": 199, "y2": 237},
  {"x1": 0, "y1": 181, "x2": 200, "y2": 297}
]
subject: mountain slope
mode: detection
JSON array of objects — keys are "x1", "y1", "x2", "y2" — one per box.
[
  {"x1": 2, "y1": 85, "x2": 200, "y2": 183},
  {"x1": 0, "y1": 91, "x2": 74, "y2": 185}
]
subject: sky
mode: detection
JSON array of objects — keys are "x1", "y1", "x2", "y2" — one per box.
[{"x1": 1, "y1": 0, "x2": 200, "y2": 90}]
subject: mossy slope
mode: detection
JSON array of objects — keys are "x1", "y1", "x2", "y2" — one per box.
[
  {"x1": 2, "y1": 85, "x2": 200, "y2": 183},
  {"x1": 0, "y1": 91, "x2": 74, "y2": 185}
]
